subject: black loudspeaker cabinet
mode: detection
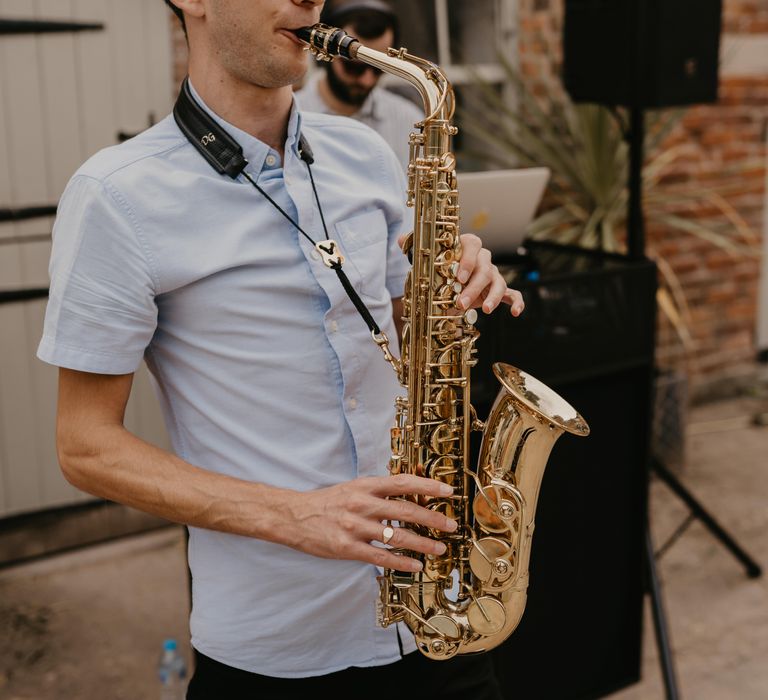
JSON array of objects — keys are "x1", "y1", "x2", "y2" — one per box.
[
  {"x1": 472, "y1": 242, "x2": 658, "y2": 699},
  {"x1": 563, "y1": 0, "x2": 723, "y2": 108}
]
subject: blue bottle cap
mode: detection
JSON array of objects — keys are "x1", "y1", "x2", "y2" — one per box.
[{"x1": 163, "y1": 639, "x2": 178, "y2": 651}]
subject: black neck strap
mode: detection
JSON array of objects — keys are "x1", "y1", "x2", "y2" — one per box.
[
  {"x1": 171, "y1": 77, "x2": 385, "y2": 338},
  {"x1": 173, "y1": 78, "x2": 248, "y2": 178}
]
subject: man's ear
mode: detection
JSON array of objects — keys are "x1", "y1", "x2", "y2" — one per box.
[{"x1": 169, "y1": 0, "x2": 206, "y2": 20}]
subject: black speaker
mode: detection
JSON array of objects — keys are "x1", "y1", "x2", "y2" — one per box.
[
  {"x1": 563, "y1": 0, "x2": 723, "y2": 108},
  {"x1": 473, "y1": 242, "x2": 658, "y2": 698}
]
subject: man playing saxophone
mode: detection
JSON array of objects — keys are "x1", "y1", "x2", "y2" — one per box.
[{"x1": 37, "y1": 1, "x2": 524, "y2": 697}]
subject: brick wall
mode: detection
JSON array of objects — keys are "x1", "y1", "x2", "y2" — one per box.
[{"x1": 518, "y1": 0, "x2": 768, "y2": 394}]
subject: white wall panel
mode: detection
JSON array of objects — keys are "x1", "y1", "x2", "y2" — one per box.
[{"x1": 0, "y1": 0, "x2": 174, "y2": 517}]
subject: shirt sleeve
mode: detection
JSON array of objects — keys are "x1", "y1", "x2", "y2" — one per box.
[
  {"x1": 381, "y1": 145, "x2": 412, "y2": 299},
  {"x1": 37, "y1": 174, "x2": 158, "y2": 375}
]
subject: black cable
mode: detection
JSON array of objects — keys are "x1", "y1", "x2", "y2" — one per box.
[
  {"x1": 241, "y1": 170, "x2": 318, "y2": 248},
  {"x1": 241, "y1": 159, "x2": 382, "y2": 337}
]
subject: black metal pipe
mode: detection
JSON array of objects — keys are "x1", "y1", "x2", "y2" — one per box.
[
  {"x1": 0, "y1": 18, "x2": 103, "y2": 35},
  {"x1": 653, "y1": 458, "x2": 763, "y2": 578},
  {"x1": 0, "y1": 288, "x2": 48, "y2": 304},
  {"x1": 0, "y1": 205, "x2": 57, "y2": 222},
  {"x1": 627, "y1": 106, "x2": 646, "y2": 260},
  {"x1": 645, "y1": 526, "x2": 681, "y2": 700}
]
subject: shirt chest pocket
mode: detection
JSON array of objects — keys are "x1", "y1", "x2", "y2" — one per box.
[{"x1": 333, "y1": 209, "x2": 389, "y2": 301}]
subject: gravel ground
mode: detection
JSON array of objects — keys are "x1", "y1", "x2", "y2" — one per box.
[
  {"x1": 1, "y1": 394, "x2": 767, "y2": 700},
  {"x1": 0, "y1": 529, "x2": 191, "y2": 700}
]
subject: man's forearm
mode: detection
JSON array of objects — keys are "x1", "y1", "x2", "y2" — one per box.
[{"x1": 58, "y1": 423, "x2": 291, "y2": 542}]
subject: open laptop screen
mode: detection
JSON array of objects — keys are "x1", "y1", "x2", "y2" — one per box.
[{"x1": 458, "y1": 167, "x2": 551, "y2": 254}]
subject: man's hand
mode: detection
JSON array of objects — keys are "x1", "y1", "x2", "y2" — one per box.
[
  {"x1": 398, "y1": 232, "x2": 525, "y2": 317},
  {"x1": 277, "y1": 474, "x2": 457, "y2": 572}
]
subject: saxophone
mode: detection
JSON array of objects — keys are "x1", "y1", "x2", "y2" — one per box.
[{"x1": 295, "y1": 24, "x2": 590, "y2": 659}]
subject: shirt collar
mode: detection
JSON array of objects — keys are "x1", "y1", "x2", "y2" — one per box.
[{"x1": 187, "y1": 80, "x2": 304, "y2": 172}]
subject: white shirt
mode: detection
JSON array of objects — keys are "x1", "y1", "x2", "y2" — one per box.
[
  {"x1": 295, "y1": 71, "x2": 423, "y2": 172},
  {"x1": 38, "y1": 88, "x2": 418, "y2": 677}
]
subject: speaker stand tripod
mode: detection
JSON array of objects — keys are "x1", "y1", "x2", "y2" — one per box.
[
  {"x1": 644, "y1": 458, "x2": 763, "y2": 700},
  {"x1": 626, "y1": 105, "x2": 764, "y2": 700}
]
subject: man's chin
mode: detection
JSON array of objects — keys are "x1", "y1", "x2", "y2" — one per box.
[{"x1": 346, "y1": 90, "x2": 370, "y2": 107}]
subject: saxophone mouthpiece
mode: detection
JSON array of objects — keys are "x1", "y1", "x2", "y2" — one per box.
[
  {"x1": 293, "y1": 23, "x2": 359, "y2": 60},
  {"x1": 293, "y1": 26, "x2": 314, "y2": 44}
]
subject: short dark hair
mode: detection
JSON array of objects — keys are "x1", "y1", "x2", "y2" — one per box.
[{"x1": 164, "y1": 1, "x2": 186, "y2": 33}]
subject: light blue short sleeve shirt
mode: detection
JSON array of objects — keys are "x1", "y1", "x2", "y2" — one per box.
[{"x1": 37, "y1": 88, "x2": 418, "y2": 676}]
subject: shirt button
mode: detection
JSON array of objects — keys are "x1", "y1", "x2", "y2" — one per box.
[
  {"x1": 311, "y1": 249, "x2": 321, "y2": 260},
  {"x1": 349, "y1": 398, "x2": 358, "y2": 410},
  {"x1": 265, "y1": 154, "x2": 277, "y2": 167},
  {"x1": 329, "y1": 320, "x2": 339, "y2": 333}
]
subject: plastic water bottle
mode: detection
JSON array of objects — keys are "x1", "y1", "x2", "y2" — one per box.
[{"x1": 157, "y1": 638, "x2": 187, "y2": 700}]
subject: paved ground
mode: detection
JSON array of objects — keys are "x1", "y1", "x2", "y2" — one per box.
[
  {"x1": 0, "y1": 393, "x2": 766, "y2": 699},
  {"x1": 606, "y1": 393, "x2": 768, "y2": 700}
]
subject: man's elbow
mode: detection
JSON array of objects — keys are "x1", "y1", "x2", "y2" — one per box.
[{"x1": 55, "y1": 427, "x2": 101, "y2": 490}]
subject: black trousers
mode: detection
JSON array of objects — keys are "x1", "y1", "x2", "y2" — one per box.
[{"x1": 187, "y1": 647, "x2": 504, "y2": 700}]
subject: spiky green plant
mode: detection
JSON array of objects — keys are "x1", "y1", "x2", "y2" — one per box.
[{"x1": 458, "y1": 55, "x2": 761, "y2": 353}]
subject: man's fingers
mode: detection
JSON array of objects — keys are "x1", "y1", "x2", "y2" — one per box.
[
  {"x1": 368, "y1": 544, "x2": 425, "y2": 572},
  {"x1": 364, "y1": 529, "x2": 452, "y2": 572},
  {"x1": 368, "y1": 475, "x2": 457, "y2": 532},
  {"x1": 369, "y1": 522, "x2": 447, "y2": 556},
  {"x1": 382, "y1": 498, "x2": 458, "y2": 533},
  {"x1": 455, "y1": 233, "x2": 482, "y2": 284},
  {"x1": 375, "y1": 473, "x2": 453, "y2": 499},
  {"x1": 502, "y1": 288, "x2": 525, "y2": 316}
]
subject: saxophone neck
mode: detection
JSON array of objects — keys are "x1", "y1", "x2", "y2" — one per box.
[{"x1": 294, "y1": 23, "x2": 452, "y2": 123}]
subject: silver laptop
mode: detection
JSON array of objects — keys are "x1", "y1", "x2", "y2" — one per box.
[{"x1": 457, "y1": 167, "x2": 551, "y2": 254}]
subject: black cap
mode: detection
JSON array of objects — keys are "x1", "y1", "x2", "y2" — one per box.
[{"x1": 321, "y1": 0, "x2": 397, "y2": 25}]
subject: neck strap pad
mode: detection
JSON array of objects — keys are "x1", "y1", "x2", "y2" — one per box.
[{"x1": 173, "y1": 78, "x2": 248, "y2": 179}]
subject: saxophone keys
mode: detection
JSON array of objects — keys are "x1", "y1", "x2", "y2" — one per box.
[
  {"x1": 418, "y1": 614, "x2": 462, "y2": 660},
  {"x1": 469, "y1": 536, "x2": 516, "y2": 591},
  {"x1": 473, "y1": 484, "x2": 521, "y2": 533},
  {"x1": 427, "y1": 386, "x2": 454, "y2": 418},
  {"x1": 429, "y1": 422, "x2": 460, "y2": 454},
  {"x1": 422, "y1": 544, "x2": 453, "y2": 581},
  {"x1": 464, "y1": 309, "x2": 478, "y2": 326},
  {"x1": 467, "y1": 596, "x2": 506, "y2": 636},
  {"x1": 435, "y1": 180, "x2": 452, "y2": 202},
  {"x1": 435, "y1": 283, "x2": 456, "y2": 302},
  {"x1": 425, "y1": 454, "x2": 457, "y2": 479},
  {"x1": 433, "y1": 318, "x2": 458, "y2": 343},
  {"x1": 439, "y1": 152, "x2": 456, "y2": 172}
]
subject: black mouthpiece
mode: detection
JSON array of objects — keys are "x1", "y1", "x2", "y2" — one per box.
[
  {"x1": 293, "y1": 26, "x2": 314, "y2": 44},
  {"x1": 293, "y1": 24, "x2": 359, "y2": 59}
]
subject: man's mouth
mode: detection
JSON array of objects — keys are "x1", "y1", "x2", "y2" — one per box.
[{"x1": 279, "y1": 28, "x2": 308, "y2": 47}]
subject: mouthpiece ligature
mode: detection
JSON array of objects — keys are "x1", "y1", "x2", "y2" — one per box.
[{"x1": 293, "y1": 24, "x2": 359, "y2": 61}]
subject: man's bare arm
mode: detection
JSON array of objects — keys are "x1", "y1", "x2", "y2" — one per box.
[
  {"x1": 56, "y1": 367, "x2": 292, "y2": 537},
  {"x1": 55, "y1": 367, "x2": 455, "y2": 571}
]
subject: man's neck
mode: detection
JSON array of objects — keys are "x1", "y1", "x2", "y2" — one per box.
[
  {"x1": 188, "y1": 62, "x2": 294, "y2": 156},
  {"x1": 317, "y1": 74, "x2": 360, "y2": 117}
]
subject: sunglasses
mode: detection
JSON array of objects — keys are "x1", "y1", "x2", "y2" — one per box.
[{"x1": 339, "y1": 60, "x2": 383, "y2": 78}]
